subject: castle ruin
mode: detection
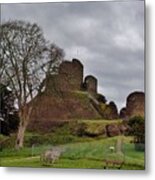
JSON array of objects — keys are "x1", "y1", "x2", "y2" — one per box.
[
  {"x1": 83, "y1": 75, "x2": 97, "y2": 95},
  {"x1": 119, "y1": 91, "x2": 145, "y2": 120},
  {"x1": 45, "y1": 58, "x2": 97, "y2": 95},
  {"x1": 28, "y1": 58, "x2": 144, "y2": 132}
]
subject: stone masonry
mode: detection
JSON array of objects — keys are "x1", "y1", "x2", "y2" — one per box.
[{"x1": 119, "y1": 91, "x2": 145, "y2": 120}]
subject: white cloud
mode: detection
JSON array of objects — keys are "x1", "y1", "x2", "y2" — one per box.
[
  {"x1": 114, "y1": 29, "x2": 144, "y2": 51},
  {"x1": 1, "y1": 1, "x2": 144, "y2": 111}
]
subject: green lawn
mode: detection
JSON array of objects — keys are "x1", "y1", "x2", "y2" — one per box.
[{"x1": 0, "y1": 136, "x2": 144, "y2": 170}]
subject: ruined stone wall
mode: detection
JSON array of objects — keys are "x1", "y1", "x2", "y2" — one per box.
[
  {"x1": 45, "y1": 59, "x2": 83, "y2": 93},
  {"x1": 108, "y1": 101, "x2": 119, "y2": 119},
  {"x1": 84, "y1": 75, "x2": 97, "y2": 95},
  {"x1": 119, "y1": 91, "x2": 145, "y2": 119},
  {"x1": 101, "y1": 101, "x2": 119, "y2": 120},
  {"x1": 119, "y1": 107, "x2": 127, "y2": 119},
  {"x1": 45, "y1": 74, "x2": 60, "y2": 94},
  {"x1": 126, "y1": 92, "x2": 145, "y2": 118},
  {"x1": 58, "y1": 59, "x2": 83, "y2": 91}
]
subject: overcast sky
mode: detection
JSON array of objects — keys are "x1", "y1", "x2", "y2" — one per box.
[{"x1": 1, "y1": 0, "x2": 144, "y2": 110}]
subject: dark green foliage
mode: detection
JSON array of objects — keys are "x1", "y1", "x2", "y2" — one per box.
[
  {"x1": 128, "y1": 116, "x2": 145, "y2": 151},
  {"x1": 71, "y1": 122, "x2": 87, "y2": 137},
  {"x1": 0, "y1": 135, "x2": 16, "y2": 149},
  {"x1": 0, "y1": 121, "x2": 10, "y2": 136},
  {"x1": 96, "y1": 94, "x2": 107, "y2": 103},
  {"x1": 0, "y1": 84, "x2": 19, "y2": 136},
  {"x1": 8, "y1": 112, "x2": 20, "y2": 133}
]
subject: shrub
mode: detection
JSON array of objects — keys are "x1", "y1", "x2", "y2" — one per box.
[
  {"x1": 128, "y1": 116, "x2": 145, "y2": 151},
  {"x1": 71, "y1": 122, "x2": 87, "y2": 137},
  {"x1": 0, "y1": 135, "x2": 16, "y2": 149},
  {"x1": 96, "y1": 94, "x2": 107, "y2": 103}
]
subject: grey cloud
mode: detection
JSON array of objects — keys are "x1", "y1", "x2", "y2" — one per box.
[{"x1": 1, "y1": 1, "x2": 144, "y2": 110}]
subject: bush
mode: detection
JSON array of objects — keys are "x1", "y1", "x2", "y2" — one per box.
[
  {"x1": 128, "y1": 116, "x2": 145, "y2": 151},
  {"x1": 24, "y1": 133, "x2": 76, "y2": 147},
  {"x1": 71, "y1": 122, "x2": 87, "y2": 137},
  {"x1": 0, "y1": 135, "x2": 16, "y2": 149},
  {"x1": 96, "y1": 94, "x2": 107, "y2": 103},
  {"x1": 28, "y1": 120, "x2": 68, "y2": 133}
]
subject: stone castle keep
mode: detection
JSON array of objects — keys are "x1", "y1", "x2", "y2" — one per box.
[
  {"x1": 46, "y1": 58, "x2": 98, "y2": 95},
  {"x1": 28, "y1": 58, "x2": 144, "y2": 131}
]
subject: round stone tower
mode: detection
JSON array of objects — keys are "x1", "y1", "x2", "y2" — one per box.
[
  {"x1": 84, "y1": 75, "x2": 97, "y2": 94},
  {"x1": 126, "y1": 91, "x2": 145, "y2": 118}
]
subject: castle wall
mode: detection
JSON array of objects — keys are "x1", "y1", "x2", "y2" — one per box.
[
  {"x1": 84, "y1": 75, "x2": 97, "y2": 95},
  {"x1": 46, "y1": 59, "x2": 83, "y2": 93},
  {"x1": 119, "y1": 91, "x2": 145, "y2": 120},
  {"x1": 58, "y1": 59, "x2": 83, "y2": 91},
  {"x1": 126, "y1": 92, "x2": 145, "y2": 118}
]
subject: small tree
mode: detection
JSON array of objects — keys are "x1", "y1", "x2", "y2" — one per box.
[
  {"x1": 0, "y1": 20, "x2": 64, "y2": 149},
  {"x1": 128, "y1": 116, "x2": 145, "y2": 151}
]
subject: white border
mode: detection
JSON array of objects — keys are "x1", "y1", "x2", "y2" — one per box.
[
  {"x1": 0, "y1": 0, "x2": 145, "y2": 3},
  {"x1": 1, "y1": 0, "x2": 114, "y2": 3},
  {"x1": 1, "y1": 0, "x2": 155, "y2": 179}
]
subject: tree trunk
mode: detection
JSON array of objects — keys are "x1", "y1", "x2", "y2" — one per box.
[
  {"x1": 116, "y1": 137, "x2": 123, "y2": 154},
  {"x1": 15, "y1": 121, "x2": 27, "y2": 149},
  {"x1": 15, "y1": 106, "x2": 32, "y2": 150}
]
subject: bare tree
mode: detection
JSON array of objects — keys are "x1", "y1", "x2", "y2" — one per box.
[
  {"x1": 41, "y1": 43, "x2": 65, "y2": 90},
  {"x1": 47, "y1": 44, "x2": 65, "y2": 74},
  {"x1": 0, "y1": 20, "x2": 64, "y2": 149}
]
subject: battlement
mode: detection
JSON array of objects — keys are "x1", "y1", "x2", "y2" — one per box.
[
  {"x1": 45, "y1": 58, "x2": 98, "y2": 95},
  {"x1": 84, "y1": 75, "x2": 97, "y2": 94}
]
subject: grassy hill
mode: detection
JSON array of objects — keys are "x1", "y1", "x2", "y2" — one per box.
[{"x1": 28, "y1": 91, "x2": 102, "y2": 132}]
